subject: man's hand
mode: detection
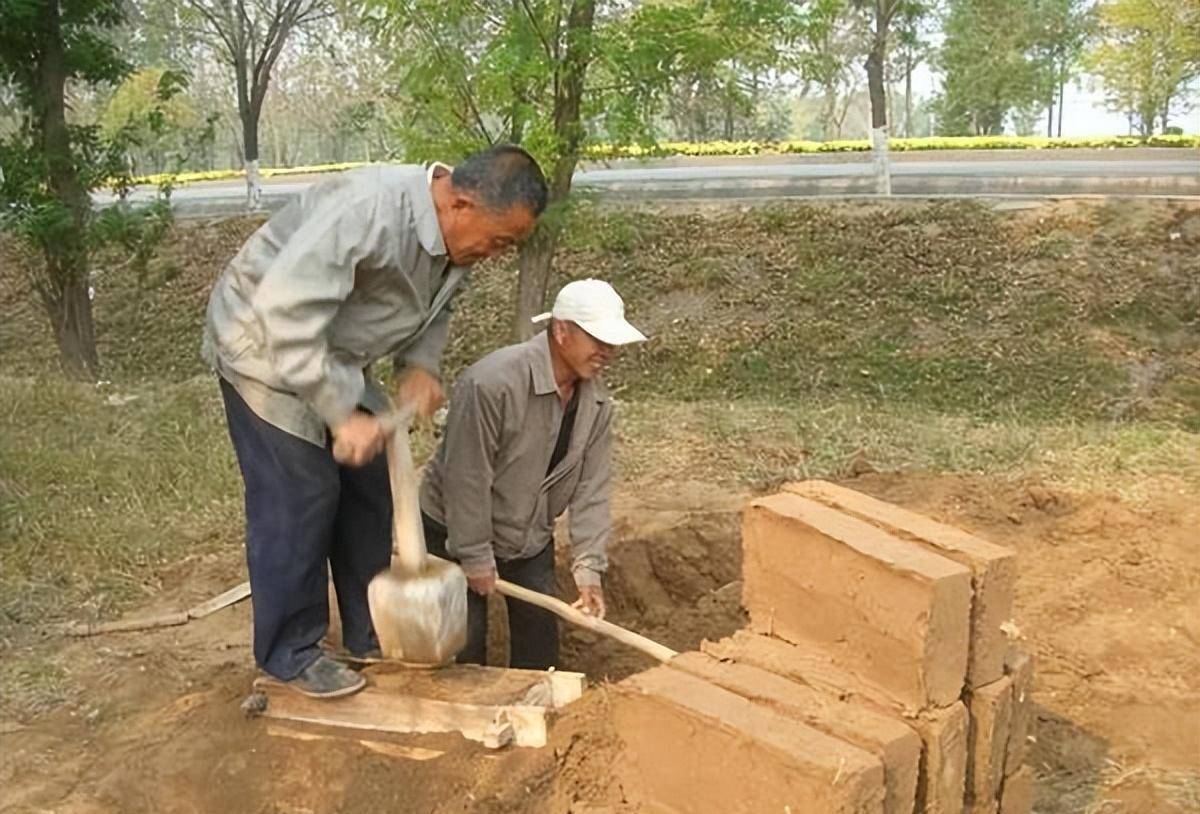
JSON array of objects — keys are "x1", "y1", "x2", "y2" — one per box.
[
  {"x1": 331, "y1": 412, "x2": 385, "y2": 467},
  {"x1": 395, "y1": 366, "x2": 444, "y2": 420},
  {"x1": 572, "y1": 584, "x2": 606, "y2": 620},
  {"x1": 467, "y1": 570, "x2": 497, "y2": 596}
]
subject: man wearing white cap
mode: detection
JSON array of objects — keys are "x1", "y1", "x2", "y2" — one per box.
[{"x1": 419, "y1": 279, "x2": 646, "y2": 669}]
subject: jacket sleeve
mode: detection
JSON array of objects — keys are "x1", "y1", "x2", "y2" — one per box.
[
  {"x1": 442, "y1": 375, "x2": 504, "y2": 576},
  {"x1": 567, "y1": 402, "x2": 614, "y2": 587},
  {"x1": 398, "y1": 299, "x2": 452, "y2": 376},
  {"x1": 251, "y1": 188, "x2": 390, "y2": 429}
]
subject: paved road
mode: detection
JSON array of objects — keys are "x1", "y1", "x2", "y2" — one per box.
[{"x1": 102, "y1": 150, "x2": 1199, "y2": 214}]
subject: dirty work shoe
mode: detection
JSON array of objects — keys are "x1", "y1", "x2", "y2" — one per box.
[{"x1": 286, "y1": 655, "x2": 366, "y2": 699}]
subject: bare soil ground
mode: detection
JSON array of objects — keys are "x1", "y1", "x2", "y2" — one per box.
[{"x1": 2, "y1": 473, "x2": 1196, "y2": 814}]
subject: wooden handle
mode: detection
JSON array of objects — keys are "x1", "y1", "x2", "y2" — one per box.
[
  {"x1": 375, "y1": 407, "x2": 425, "y2": 575},
  {"x1": 494, "y1": 578, "x2": 677, "y2": 663}
]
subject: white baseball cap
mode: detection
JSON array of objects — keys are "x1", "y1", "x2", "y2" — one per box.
[{"x1": 532, "y1": 279, "x2": 647, "y2": 346}]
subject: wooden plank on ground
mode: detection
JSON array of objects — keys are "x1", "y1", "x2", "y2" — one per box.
[
  {"x1": 254, "y1": 675, "x2": 552, "y2": 748},
  {"x1": 188, "y1": 581, "x2": 251, "y2": 619}
]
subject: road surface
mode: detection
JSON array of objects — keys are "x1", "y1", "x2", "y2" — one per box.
[{"x1": 101, "y1": 149, "x2": 1199, "y2": 215}]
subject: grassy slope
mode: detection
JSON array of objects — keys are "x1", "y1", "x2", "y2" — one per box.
[{"x1": 1, "y1": 199, "x2": 1198, "y2": 646}]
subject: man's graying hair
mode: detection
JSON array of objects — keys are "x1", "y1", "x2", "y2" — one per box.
[{"x1": 451, "y1": 144, "x2": 549, "y2": 216}]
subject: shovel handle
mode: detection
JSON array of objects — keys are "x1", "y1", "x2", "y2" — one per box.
[
  {"x1": 494, "y1": 578, "x2": 677, "y2": 663},
  {"x1": 384, "y1": 407, "x2": 427, "y2": 575},
  {"x1": 331, "y1": 406, "x2": 424, "y2": 573}
]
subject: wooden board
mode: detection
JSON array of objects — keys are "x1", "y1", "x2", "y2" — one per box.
[
  {"x1": 253, "y1": 664, "x2": 585, "y2": 749},
  {"x1": 187, "y1": 581, "x2": 251, "y2": 619}
]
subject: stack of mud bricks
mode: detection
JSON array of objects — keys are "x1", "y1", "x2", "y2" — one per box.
[{"x1": 614, "y1": 481, "x2": 1035, "y2": 814}]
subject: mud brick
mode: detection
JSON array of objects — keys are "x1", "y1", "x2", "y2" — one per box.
[
  {"x1": 999, "y1": 766, "x2": 1035, "y2": 814},
  {"x1": 703, "y1": 632, "x2": 968, "y2": 814},
  {"x1": 672, "y1": 651, "x2": 921, "y2": 814},
  {"x1": 742, "y1": 492, "x2": 972, "y2": 708},
  {"x1": 786, "y1": 481, "x2": 1018, "y2": 688},
  {"x1": 912, "y1": 702, "x2": 970, "y2": 814},
  {"x1": 1003, "y1": 648, "x2": 1035, "y2": 775},
  {"x1": 614, "y1": 665, "x2": 885, "y2": 814},
  {"x1": 967, "y1": 676, "x2": 1014, "y2": 806}
]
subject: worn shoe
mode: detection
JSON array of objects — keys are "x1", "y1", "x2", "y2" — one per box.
[{"x1": 286, "y1": 655, "x2": 366, "y2": 699}]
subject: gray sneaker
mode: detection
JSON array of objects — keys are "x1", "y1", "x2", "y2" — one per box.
[{"x1": 286, "y1": 655, "x2": 366, "y2": 699}]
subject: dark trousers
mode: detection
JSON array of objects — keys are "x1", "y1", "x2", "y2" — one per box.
[
  {"x1": 219, "y1": 378, "x2": 392, "y2": 680},
  {"x1": 422, "y1": 514, "x2": 559, "y2": 670}
]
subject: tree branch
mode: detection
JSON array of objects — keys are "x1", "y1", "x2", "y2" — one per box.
[
  {"x1": 182, "y1": 0, "x2": 240, "y2": 61},
  {"x1": 517, "y1": 0, "x2": 555, "y2": 61}
]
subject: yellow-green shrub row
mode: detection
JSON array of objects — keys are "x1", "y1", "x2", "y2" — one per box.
[{"x1": 131, "y1": 135, "x2": 1197, "y2": 186}]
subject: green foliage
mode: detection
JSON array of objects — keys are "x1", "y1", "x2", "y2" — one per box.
[
  {"x1": 0, "y1": 0, "x2": 195, "y2": 378},
  {"x1": 0, "y1": 0, "x2": 129, "y2": 104},
  {"x1": 933, "y1": 0, "x2": 1054, "y2": 135},
  {"x1": 100, "y1": 68, "x2": 205, "y2": 174},
  {"x1": 1086, "y1": 0, "x2": 1200, "y2": 135},
  {"x1": 361, "y1": 0, "x2": 798, "y2": 169}
]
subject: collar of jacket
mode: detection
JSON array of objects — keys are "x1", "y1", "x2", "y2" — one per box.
[
  {"x1": 526, "y1": 330, "x2": 609, "y2": 404},
  {"x1": 415, "y1": 161, "x2": 452, "y2": 258}
]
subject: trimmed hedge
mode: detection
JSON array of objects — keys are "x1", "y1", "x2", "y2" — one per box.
[
  {"x1": 585, "y1": 134, "x2": 1200, "y2": 158},
  {"x1": 134, "y1": 134, "x2": 1198, "y2": 186}
]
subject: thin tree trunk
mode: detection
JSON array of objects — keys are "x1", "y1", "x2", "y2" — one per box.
[
  {"x1": 513, "y1": 0, "x2": 596, "y2": 340},
  {"x1": 823, "y1": 85, "x2": 839, "y2": 140},
  {"x1": 865, "y1": 11, "x2": 890, "y2": 196},
  {"x1": 904, "y1": 59, "x2": 913, "y2": 138},
  {"x1": 1046, "y1": 97, "x2": 1054, "y2": 138},
  {"x1": 37, "y1": 0, "x2": 99, "y2": 379},
  {"x1": 1056, "y1": 67, "x2": 1066, "y2": 137}
]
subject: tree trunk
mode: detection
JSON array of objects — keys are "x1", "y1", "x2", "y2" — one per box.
[
  {"x1": 236, "y1": 60, "x2": 262, "y2": 210},
  {"x1": 904, "y1": 59, "x2": 913, "y2": 138},
  {"x1": 823, "y1": 85, "x2": 839, "y2": 140},
  {"x1": 242, "y1": 108, "x2": 261, "y2": 210},
  {"x1": 1046, "y1": 97, "x2": 1054, "y2": 137},
  {"x1": 36, "y1": 0, "x2": 99, "y2": 379},
  {"x1": 48, "y1": 275, "x2": 100, "y2": 379},
  {"x1": 723, "y1": 78, "x2": 735, "y2": 140},
  {"x1": 513, "y1": 0, "x2": 596, "y2": 340},
  {"x1": 1056, "y1": 67, "x2": 1065, "y2": 137},
  {"x1": 865, "y1": 16, "x2": 890, "y2": 196}
]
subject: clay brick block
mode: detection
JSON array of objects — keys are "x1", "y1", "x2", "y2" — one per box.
[
  {"x1": 999, "y1": 766, "x2": 1035, "y2": 814},
  {"x1": 671, "y1": 651, "x2": 921, "y2": 814},
  {"x1": 967, "y1": 676, "x2": 1014, "y2": 807},
  {"x1": 1003, "y1": 648, "x2": 1035, "y2": 775},
  {"x1": 743, "y1": 492, "x2": 972, "y2": 709},
  {"x1": 786, "y1": 481, "x2": 1018, "y2": 688},
  {"x1": 912, "y1": 702, "x2": 969, "y2": 814},
  {"x1": 703, "y1": 632, "x2": 967, "y2": 814},
  {"x1": 614, "y1": 665, "x2": 885, "y2": 814}
]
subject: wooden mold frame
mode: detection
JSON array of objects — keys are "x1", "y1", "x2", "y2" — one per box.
[{"x1": 252, "y1": 662, "x2": 586, "y2": 750}]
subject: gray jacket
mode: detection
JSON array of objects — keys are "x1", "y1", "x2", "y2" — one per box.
[
  {"x1": 201, "y1": 164, "x2": 464, "y2": 445},
  {"x1": 420, "y1": 333, "x2": 613, "y2": 587}
]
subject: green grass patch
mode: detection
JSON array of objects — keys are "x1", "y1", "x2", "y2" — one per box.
[{"x1": 0, "y1": 376, "x2": 243, "y2": 639}]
